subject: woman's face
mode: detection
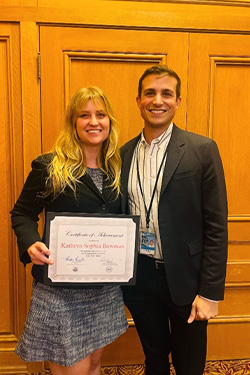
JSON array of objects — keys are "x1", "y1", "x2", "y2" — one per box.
[{"x1": 76, "y1": 99, "x2": 110, "y2": 150}]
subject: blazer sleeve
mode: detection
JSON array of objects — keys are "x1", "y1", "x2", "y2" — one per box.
[
  {"x1": 10, "y1": 155, "x2": 50, "y2": 265},
  {"x1": 199, "y1": 139, "x2": 228, "y2": 300}
]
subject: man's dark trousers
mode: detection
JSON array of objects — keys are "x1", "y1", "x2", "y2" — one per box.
[{"x1": 123, "y1": 254, "x2": 208, "y2": 375}]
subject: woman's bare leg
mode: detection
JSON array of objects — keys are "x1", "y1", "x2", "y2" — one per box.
[
  {"x1": 49, "y1": 355, "x2": 91, "y2": 375},
  {"x1": 49, "y1": 347, "x2": 104, "y2": 375},
  {"x1": 89, "y1": 348, "x2": 104, "y2": 375}
]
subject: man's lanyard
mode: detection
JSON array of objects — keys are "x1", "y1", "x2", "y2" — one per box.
[{"x1": 136, "y1": 144, "x2": 168, "y2": 229}]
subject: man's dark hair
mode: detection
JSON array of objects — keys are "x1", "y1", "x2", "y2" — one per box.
[{"x1": 138, "y1": 65, "x2": 181, "y2": 99}]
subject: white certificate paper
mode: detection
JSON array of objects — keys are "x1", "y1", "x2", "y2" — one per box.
[{"x1": 45, "y1": 213, "x2": 139, "y2": 285}]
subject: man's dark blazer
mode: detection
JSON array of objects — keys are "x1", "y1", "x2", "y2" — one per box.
[{"x1": 120, "y1": 124, "x2": 228, "y2": 306}]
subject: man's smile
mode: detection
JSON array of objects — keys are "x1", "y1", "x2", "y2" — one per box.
[
  {"x1": 148, "y1": 108, "x2": 167, "y2": 115},
  {"x1": 148, "y1": 109, "x2": 167, "y2": 114}
]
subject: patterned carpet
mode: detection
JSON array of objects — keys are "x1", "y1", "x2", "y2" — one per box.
[
  {"x1": 104, "y1": 361, "x2": 250, "y2": 374},
  {"x1": 26, "y1": 360, "x2": 250, "y2": 375}
]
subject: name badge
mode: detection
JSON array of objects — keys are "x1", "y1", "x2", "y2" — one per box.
[{"x1": 140, "y1": 230, "x2": 156, "y2": 255}]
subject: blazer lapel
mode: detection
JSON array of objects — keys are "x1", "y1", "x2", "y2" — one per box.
[
  {"x1": 160, "y1": 124, "x2": 185, "y2": 196},
  {"x1": 121, "y1": 127, "x2": 185, "y2": 205},
  {"x1": 121, "y1": 135, "x2": 140, "y2": 212},
  {"x1": 81, "y1": 173, "x2": 106, "y2": 200}
]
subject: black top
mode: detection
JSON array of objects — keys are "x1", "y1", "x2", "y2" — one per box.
[{"x1": 11, "y1": 153, "x2": 121, "y2": 283}]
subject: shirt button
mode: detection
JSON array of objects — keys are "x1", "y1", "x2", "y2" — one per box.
[{"x1": 102, "y1": 204, "x2": 106, "y2": 211}]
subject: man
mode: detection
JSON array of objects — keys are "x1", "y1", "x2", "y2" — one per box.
[{"x1": 121, "y1": 65, "x2": 228, "y2": 375}]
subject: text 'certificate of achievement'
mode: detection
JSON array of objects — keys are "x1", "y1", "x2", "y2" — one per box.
[{"x1": 44, "y1": 213, "x2": 139, "y2": 286}]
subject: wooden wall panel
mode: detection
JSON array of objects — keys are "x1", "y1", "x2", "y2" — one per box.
[
  {"x1": 0, "y1": 23, "x2": 29, "y2": 374},
  {"x1": 20, "y1": 22, "x2": 41, "y2": 179},
  {"x1": 207, "y1": 320, "x2": 250, "y2": 359},
  {"x1": 34, "y1": 0, "x2": 250, "y2": 34},
  {"x1": 40, "y1": 26, "x2": 188, "y2": 152},
  {"x1": 0, "y1": 0, "x2": 37, "y2": 5},
  {"x1": 188, "y1": 33, "x2": 250, "y2": 359},
  {"x1": 0, "y1": 0, "x2": 20, "y2": 5},
  {"x1": 209, "y1": 63, "x2": 250, "y2": 339},
  {"x1": 0, "y1": 31, "x2": 12, "y2": 333},
  {"x1": 210, "y1": 61, "x2": 250, "y2": 215}
]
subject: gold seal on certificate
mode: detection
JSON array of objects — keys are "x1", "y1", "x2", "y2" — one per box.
[{"x1": 44, "y1": 213, "x2": 140, "y2": 286}]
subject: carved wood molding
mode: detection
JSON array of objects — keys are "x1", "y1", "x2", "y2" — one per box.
[
  {"x1": 1, "y1": 2, "x2": 250, "y2": 34},
  {"x1": 115, "y1": 0, "x2": 250, "y2": 7},
  {"x1": 63, "y1": 51, "x2": 166, "y2": 106},
  {"x1": 128, "y1": 315, "x2": 250, "y2": 325}
]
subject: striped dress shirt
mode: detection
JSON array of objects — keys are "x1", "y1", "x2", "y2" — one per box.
[{"x1": 127, "y1": 123, "x2": 173, "y2": 260}]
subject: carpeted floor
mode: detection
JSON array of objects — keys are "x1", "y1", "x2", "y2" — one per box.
[
  {"x1": 100, "y1": 360, "x2": 250, "y2": 374},
  {"x1": 24, "y1": 359, "x2": 250, "y2": 375}
]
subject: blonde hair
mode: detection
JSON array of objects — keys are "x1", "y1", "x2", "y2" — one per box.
[{"x1": 45, "y1": 86, "x2": 121, "y2": 198}]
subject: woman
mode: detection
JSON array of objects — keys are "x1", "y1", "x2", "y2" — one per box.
[{"x1": 11, "y1": 86, "x2": 128, "y2": 375}]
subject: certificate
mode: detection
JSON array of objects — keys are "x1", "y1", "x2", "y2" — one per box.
[{"x1": 44, "y1": 212, "x2": 140, "y2": 286}]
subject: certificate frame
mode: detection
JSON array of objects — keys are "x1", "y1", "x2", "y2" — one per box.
[{"x1": 44, "y1": 212, "x2": 140, "y2": 286}]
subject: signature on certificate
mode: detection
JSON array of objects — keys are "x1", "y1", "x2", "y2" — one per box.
[{"x1": 63, "y1": 256, "x2": 85, "y2": 264}]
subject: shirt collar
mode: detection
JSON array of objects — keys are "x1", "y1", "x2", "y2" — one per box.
[{"x1": 140, "y1": 122, "x2": 173, "y2": 147}]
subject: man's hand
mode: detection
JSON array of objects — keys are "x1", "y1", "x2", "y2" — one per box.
[
  {"x1": 27, "y1": 241, "x2": 53, "y2": 265},
  {"x1": 187, "y1": 295, "x2": 218, "y2": 324}
]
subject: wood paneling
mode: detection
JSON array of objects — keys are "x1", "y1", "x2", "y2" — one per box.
[
  {"x1": 40, "y1": 26, "x2": 188, "y2": 151},
  {"x1": 20, "y1": 22, "x2": 41, "y2": 178},
  {"x1": 211, "y1": 63, "x2": 250, "y2": 214},
  {"x1": 187, "y1": 34, "x2": 250, "y2": 215},
  {"x1": 0, "y1": 22, "x2": 29, "y2": 374},
  {"x1": 0, "y1": 2, "x2": 250, "y2": 33},
  {"x1": 0, "y1": 0, "x2": 37, "y2": 4},
  {"x1": 1, "y1": 1, "x2": 250, "y2": 372},
  {"x1": 207, "y1": 320, "x2": 250, "y2": 359},
  {"x1": 111, "y1": 0, "x2": 250, "y2": 4},
  {"x1": 188, "y1": 33, "x2": 250, "y2": 359},
  {"x1": 0, "y1": 26, "x2": 13, "y2": 334}
]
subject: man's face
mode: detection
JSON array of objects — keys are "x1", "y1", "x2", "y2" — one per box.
[{"x1": 136, "y1": 74, "x2": 181, "y2": 131}]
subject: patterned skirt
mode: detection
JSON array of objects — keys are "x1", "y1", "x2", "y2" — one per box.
[{"x1": 15, "y1": 282, "x2": 128, "y2": 367}]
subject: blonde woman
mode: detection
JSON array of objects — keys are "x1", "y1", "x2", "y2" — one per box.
[{"x1": 11, "y1": 87, "x2": 128, "y2": 375}]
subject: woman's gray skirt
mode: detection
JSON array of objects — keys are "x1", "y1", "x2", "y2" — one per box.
[{"x1": 15, "y1": 282, "x2": 128, "y2": 367}]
